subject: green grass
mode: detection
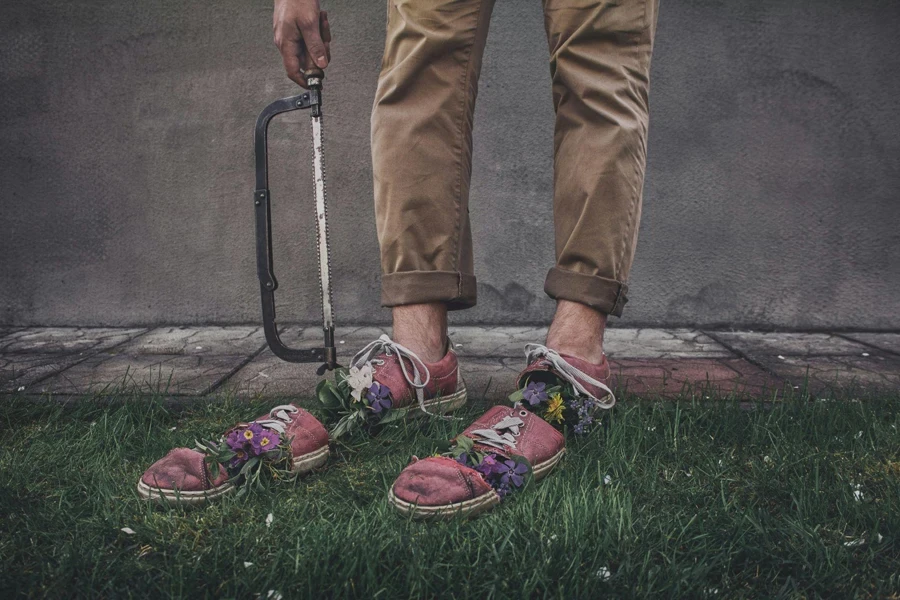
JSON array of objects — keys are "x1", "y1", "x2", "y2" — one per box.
[{"x1": 1, "y1": 392, "x2": 899, "y2": 599}]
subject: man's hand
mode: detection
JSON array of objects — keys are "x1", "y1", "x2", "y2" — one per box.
[{"x1": 273, "y1": 0, "x2": 332, "y2": 87}]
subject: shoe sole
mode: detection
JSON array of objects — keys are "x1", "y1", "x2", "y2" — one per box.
[
  {"x1": 405, "y1": 380, "x2": 469, "y2": 418},
  {"x1": 136, "y1": 444, "x2": 330, "y2": 505},
  {"x1": 387, "y1": 447, "x2": 565, "y2": 520}
]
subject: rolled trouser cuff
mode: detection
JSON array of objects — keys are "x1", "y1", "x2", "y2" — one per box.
[
  {"x1": 544, "y1": 267, "x2": 629, "y2": 317},
  {"x1": 382, "y1": 271, "x2": 477, "y2": 311}
]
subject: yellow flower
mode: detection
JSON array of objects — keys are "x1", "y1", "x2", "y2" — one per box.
[{"x1": 544, "y1": 393, "x2": 565, "y2": 424}]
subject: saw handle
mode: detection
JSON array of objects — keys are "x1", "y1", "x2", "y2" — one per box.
[
  {"x1": 304, "y1": 67, "x2": 324, "y2": 87},
  {"x1": 253, "y1": 87, "x2": 338, "y2": 373}
]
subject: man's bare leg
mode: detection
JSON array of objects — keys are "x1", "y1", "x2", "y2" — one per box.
[
  {"x1": 545, "y1": 299, "x2": 607, "y2": 365},
  {"x1": 392, "y1": 303, "x2": 448, "y2": 364}
]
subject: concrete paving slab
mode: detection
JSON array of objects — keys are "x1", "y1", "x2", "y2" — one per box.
[
  {"x1": 708, "y1": 332, "x2": 871, "y2": 357},
  {"x1": 125, "y1": 326, "x2": 265, "y2": 356},
  {"x1": 31, "y1": 326, "x2": 266, "y2": 396},
  {"x1": 604, "y1": 329, "x2": 733, "y2": 359},
  {"x1": 754, "y1": 354, "x2": 900, "y2": 395},
  {"x1": 609, "y1": 358, "x2": 784, "y2": 398},
  {"x1": 841, "y1": 333, "x2": 900, "y2": 357},
  {"x1": 34, "y1": 352, "x2": 253, "y2": 396},
  {"x1": 295, "y1": 326, "x2": 731, "y2": 360},
  {"x1": 0, "y1": 327, "x2": 146, "y2": 354},
  {"x1": 1, "y1": 353, "x2": 85, "y2": 393}
]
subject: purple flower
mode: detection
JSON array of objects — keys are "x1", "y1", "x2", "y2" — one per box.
[
  {"x1": 253, "y1": 429, "x2": 281, "y2": 454},
  {"x1": 522, "y1": 382, "x2": 548, "y2": 406},
  {"x1": 238, "y1": 422, "x2": 264, "y2": 447},
  {"x1": 456, "y1": 452, "x2": 471, "y2": 467},
  {"x1": 474, "y1": 454, "x2": 502, "y2": 478},
  {"x1": 499, "y1": 459, "x2": 529, "y2": 488},
  {"x1": 226, "y1": 429, "x2": 245, "y2": 451},
  {"x1": 366, "y1": 382, "x2": 392, "y2": 414},
  {"x1": 229, "y1": 447, "x2": 249, "y2": 468}
]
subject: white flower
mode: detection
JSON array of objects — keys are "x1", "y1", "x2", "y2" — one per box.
[
  {"x1": 595, "y1": 566, "x2": 611, "y2": 581},
  {"x1": 265, "y1": 513, "x2": 274, "y2": 528},
  {"x1": 347, "y1": 363, "x2": 374, "y2": 401},
  {"x1": 267, "y1": 591, "x2": 283, "y2": 600},
  {"x1": 120, "y1": 527, "x2": 136, "y2": 535},
  {"x1": 603, "y1": 475, "x2": 612, "y2": 485},
  {"x1": 243, "y1": 561, "x2": 254, "y2": 568}
]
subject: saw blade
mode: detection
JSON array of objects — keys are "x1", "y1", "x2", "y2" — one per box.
[{"x1": 310, "y1": 113, "x2": 334, "y2": 332}]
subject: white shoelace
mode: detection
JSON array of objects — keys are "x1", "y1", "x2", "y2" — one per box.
[
  {"x1": 524, "y1": 344, "x2": 616, "y2": 409},
  {"x1": 351, "y1": 334, "x2": 438, "y2": 417},
  {"x1": 469, "y1": 415, "x2": 525, "y2": 450},
  {"x1": 253, "y1": 404, "x2": 300, "y2": 434}
]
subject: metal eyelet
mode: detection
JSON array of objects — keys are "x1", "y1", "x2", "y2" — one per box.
[{"x1": 519, "y1": 410, "x2": 529, "y2": 418}]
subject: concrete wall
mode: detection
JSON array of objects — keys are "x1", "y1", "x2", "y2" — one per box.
[{"x1": 2, "y1": 0, "x2": 898, "y2": 329}]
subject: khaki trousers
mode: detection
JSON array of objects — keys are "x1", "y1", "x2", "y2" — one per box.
[{"x1": 371, "y1": 0, "x2": 659, "y2": 316}]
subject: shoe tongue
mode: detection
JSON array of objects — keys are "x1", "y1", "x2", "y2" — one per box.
[{"x1": 516, "y1": 359, "x2": 564, "y2": 390}]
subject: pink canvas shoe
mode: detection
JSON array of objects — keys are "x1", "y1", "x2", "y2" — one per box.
[
  {"x1": 137, "y1": 404, "x2": 329, "y2": 504},
  {"x1": 317, "y1": 334, "x2": 468, "y2": 437},
  {"x1": 513, "y1": 344, "x2": 616, "y2": 435},
  {"x1": 388, "y1": 404, "x2": 566, "y2": 519},
  {"x1": 349, "y1": 334, "x2": 467, "y2": 414}
]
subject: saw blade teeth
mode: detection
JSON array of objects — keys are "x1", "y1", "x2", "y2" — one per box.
[{"x1": 311, "y1": 114, "x2": 335, "y2": 330}]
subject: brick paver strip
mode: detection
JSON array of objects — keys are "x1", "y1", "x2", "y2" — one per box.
[
  {"x1": 610, "y1": 358, "x2": 785, "y2": 398},
  {"x1": 750, "y1": 354, "x2": 900, "y2": 396}
]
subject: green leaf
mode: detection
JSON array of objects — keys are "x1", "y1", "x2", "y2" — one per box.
[
  {"x1": 317, "y1": 381, "x2": 345, "y2": 412},
  {"x1": 456, "y1": 435, "x2": 474, "y2": 453},
  {"x1": 330, "y1": 413, "x2": 359, "y2": 440},
  {"x1": 377, "y1": 407, "x2": 409, "y2": 425},
  {"x1": 237, "y1": 456, "x2": 260, "y2": 482},
  {"x1": 508, "y1": 389, "x2": 525, "y2": 404},
  {"x1": 334, "y1": 367, "x2": 350, "y2": 390}
]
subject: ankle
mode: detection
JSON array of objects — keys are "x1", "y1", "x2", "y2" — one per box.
[
  {"x1": 391, "y1": 303, "x2": 448, "y2": 363},
  {"x1": 546, "y1": 299, "x2": 607, "y2": 365}
]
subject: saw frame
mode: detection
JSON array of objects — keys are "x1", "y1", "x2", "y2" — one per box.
[{"x1": 253, "y1": 70, "x2": 338, "y2": 375}]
